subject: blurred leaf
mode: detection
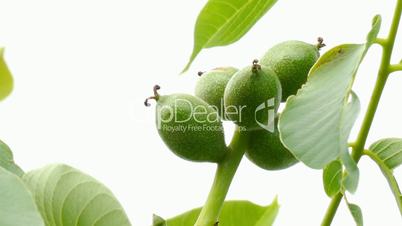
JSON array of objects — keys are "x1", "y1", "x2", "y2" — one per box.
[
  {"x1": 323, "y1": 160, "x2": 342, "y2": 197},
  {"x1": 152, "y1": 214, "x2": 166, "y2": 226},
  {"x1": 344, "y1": 197, "x2": 363, "y2": 226},
  {"x1": 339, "y1": 92, "x2": 360, "y2": 193},
  {"x1": 0, "y1": 48, "x2": 14, "y2": 101},
  {"x1": 366, "y1": 140, "x2": 402, "y2": 214},
  {"x1": 348, "y1": 204, "x2": 363, "y2": 226},
  {"x1": 0, "y1": 166, "x2": 44, "y2": 226},
  {"x1": 366, "y1": 15, "x2": 382, "y2": 45},
  {"x1": 369, "y1": 138, "x2": 402, "y2": 170},
  {"x1": 23, "y1": 164, "x2": 131, "y2": 226},
  {"x1": 182, "y1": 0, "x2": 279, "y2": 72},
  {"x1": 0, "y1": 139, "x2": 24, "y2": 177},
  {"x1": 279, "y1": 16, "x2": 381, "y2": 170},
  {"x1": 156, "y1": 199, "x2": 279, "y2": 226}
]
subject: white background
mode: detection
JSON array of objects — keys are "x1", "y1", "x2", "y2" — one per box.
[{"x1": 0, "y1": 0, "x2": 401, "y2": 225}]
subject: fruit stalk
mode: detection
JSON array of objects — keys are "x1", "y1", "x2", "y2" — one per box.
[
  {"x1": 321, "y1": 0, "x2": 402, "y2": 225},
  {"x1": 194, "y1": 127, "x2": 248, "y2": 226}
]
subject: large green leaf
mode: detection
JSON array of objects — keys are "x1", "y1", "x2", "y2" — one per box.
[
  {"x1": 366, "y1": 139, "x2": 402, "y2": 214},
  {"x1": 182, "y1": 0, "x2": 279, "y2": 72},
  {"x1": 278, "y1": 15, "x2": 381, "y2": 170},
  {"x1": 0, "y1": 139, "x2": 24, "y2": 177},
  {"x1": 154, "y1": 199, "x2": 279, "y2": 226},
  {"x1": 0, "y1": 48, "x2": 13, "y2": 101},
  {"x1": 369, "y1": 138, "x2": 402, "y2": 170},
  {"x1": 0, "y1": 166, "x2": 45, "y2": 226},
  {"x1": 23, "y1": 164, "x2": 131, "y2": 226}
]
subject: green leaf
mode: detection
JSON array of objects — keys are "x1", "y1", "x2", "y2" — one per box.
[
  {"x1": 369, "y1": 138, "x2": 402, "y2": 170},
  {"x1": 344, "y1": 197, "x2": 363, "y2": 226},
  {"x1": 157, "y1": 199, "x2": 279, "y2": 226},
  {"x1": 0, "y1": 48, "x2": 14, "y2": 101},
  {"x1": 0, "y1": 166, "x2": 45, "y2": 226},
  {"x1": 365, "y1": 140, "x2": 402, "y2": 214},
  {"x1": 255, "y1": 198, "x2": 279, "y2": 226},
  {"x1": 279, "y1": 16, "x2": 381, "y2": 170},
  {"x1": 348, "y1": 204, "x2": 363, "y2": 226},
  {"x1": 339, "y1": 92, "x2": 360, "y2": 193},
  {"x1": 152, "y1": 214, "x2": 166, "y2": 226},
  {"x1": 323, "y1": 160, "x2": 343, "y2": 197},
  {"x1": 340, "y1": 150, "x2": 360, "y2": 193},
  {"x1": 182, "y1": 0, "x2": 279, "y2": 72},
  {"x1": 0, "y1": 139, "x2": 24, "y2": 177},
  {"x1": 23, "y1": 164, "x2": 131, "y2": 226},
  {"x1": 366, "y1": 15, "x2": 382, "y2": 45}
]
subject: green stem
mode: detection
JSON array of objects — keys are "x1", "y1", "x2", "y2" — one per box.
[
  {"x1": 351, "y1": 72, "x2": 388, "y2": 161},
  {"x1": 374, "y1": 38, "x2": 388, "y2": 46},
  {"x1": 363, "y1": 150, "x2": 402, "y2": 214},
  {"x1": 321, "y1": 0, "x2": 402, "y2": 225},
  {"x1": 389, "y1": 63, "x2": 402, "y2": 73},
  {"x1": 194, "y1": 127, "x2": 248, "y2": 226},
  {"x1": 321, "y1": 193, "x2": 343, "y2": 226}
]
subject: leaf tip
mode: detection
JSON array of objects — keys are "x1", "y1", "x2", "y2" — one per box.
[
  {"x1": 372, "y1": 14, "x2": 382, "y2": 26},
  {"x1": 152, "y1": 214, "x2": 166, "y2": 226},
  {"x1": 180, "y1": 63, "x2": 191, "y2": 74},
  {"x1": 181, "y1": 48, "x2": 200, "y2": 74},
  {"x1": 366, "y1": 14, "x2": 382, "y2": 45},
  {"x1": 271, "y1": 195, "x2": 280, "y2": 207}
]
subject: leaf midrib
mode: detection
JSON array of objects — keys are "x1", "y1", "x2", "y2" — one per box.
[{"x1": 197, "y1": 0, "x2": 256, "y2": 52}]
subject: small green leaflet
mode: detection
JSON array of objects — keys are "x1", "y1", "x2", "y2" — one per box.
[
  {"x1": 369, "y1": 138, "x2": 402, "y2": 170},
  {"x1": 0, "y1": 139, "x2": 24, "y2": 177},
  {"x1": 366, "y1": 138, "x2": 402, "y2": 214},
  {"x1": 323, "y1": 160, "x2": 343, "y2": 197},
  {"x1": 0, "y1": 48, "x2": 14, "y2": 101},
  {"x1": 344, "y1": 196, "x2": 363, "y2": 226},
  {"x1": 278, "y1": 16, "x2": 381, "y2": 172},
  {"x1": 23, "y1": 164, "x2": 132, "y2": 226},
  {"x1": 347, "y1": 204, "x2": 364, "y2": 226},
  {"x1": 0, "y1": 166, "x2": 45, "y2": 226},
  {"x1": 182, "y1": 0, "x2": 279, "y2": 73},
  {"x1": 154, "y1": 199, "x2": 279, "y2": 226}
]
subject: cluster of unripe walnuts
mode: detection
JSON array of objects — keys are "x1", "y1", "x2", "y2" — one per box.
[{"x1": 145, "y1": 38, "x2": 325, "y2": 170}]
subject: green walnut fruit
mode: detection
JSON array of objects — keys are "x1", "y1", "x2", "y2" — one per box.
[
  {"x1": 195, "y1": 67, "x2": 238, "y2": 118},
  {"x1": 246, "y1": 117, "x2": 298, "y2": 170},
  {"x1": 260, "y1": 38, "x2": 324, "y2": 101},
  {"x1": 145, "y1": 85, "x2": 227, "y2": 163},
  {"x1": 224, "y1": 60, "x2": 281, "y2": 131}
]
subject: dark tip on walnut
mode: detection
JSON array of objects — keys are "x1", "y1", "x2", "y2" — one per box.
[
  {"x1": 153, "y1": 85, "x2": 161, "y2": 96},
  {"x1": 144, "y1": 85, "x2": 161, "y2": 107},
  {"x1": 252, "y1": 59, "x2": 261, "y2": 73},
  {"x1": 144, "y1": 96, "x2": 154, "y2": 107},
  {"x1": 317, "y1": 37, "x2": 326, "y2": 50}
]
